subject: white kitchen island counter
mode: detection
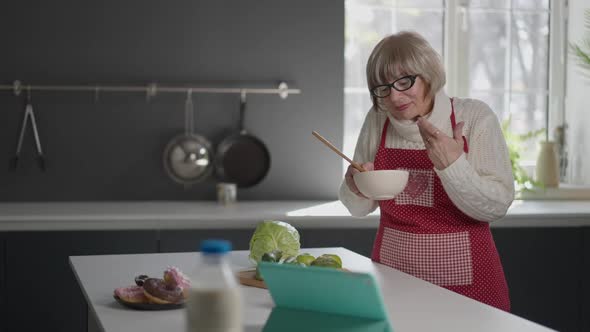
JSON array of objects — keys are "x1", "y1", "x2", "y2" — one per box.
[
  {"x1": 70, "y1": 247, "x2": 555, "y2": 332},
  {"x1": 2, "y1": 200, "x2": 590, "y2": 231}
]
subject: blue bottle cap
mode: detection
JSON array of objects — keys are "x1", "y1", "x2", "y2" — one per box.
[{"x1": 200, "y1": 239, "x2": 232, "y2": 254}]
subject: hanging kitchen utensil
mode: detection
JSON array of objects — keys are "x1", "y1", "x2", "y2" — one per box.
[
  {"x1": 163, "y1": 90, "x2": 213, "y2": 186},
  {"x1": 11, "y1": 87, "x2": 46, "y2": 171},
  {"x1": 215, "y1": 91, "x2": 271, "y2": 188}
]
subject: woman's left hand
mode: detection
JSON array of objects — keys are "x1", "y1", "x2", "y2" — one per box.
[{"x1": 416, "y1": 116, "x2": 465, "y2": 170}]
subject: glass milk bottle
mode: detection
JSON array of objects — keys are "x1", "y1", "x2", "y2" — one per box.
[{"x1": 186, "y1": 239, "x2": 243, "y2": 332}]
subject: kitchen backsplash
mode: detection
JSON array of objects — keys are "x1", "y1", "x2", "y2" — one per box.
[{"x1": 0, "y1": 0, "x2": 344, "y2": 201}]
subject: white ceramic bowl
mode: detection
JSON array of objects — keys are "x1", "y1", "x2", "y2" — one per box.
[{"x1": 353, "y1": 170, "x2": 409, "y2": 200}]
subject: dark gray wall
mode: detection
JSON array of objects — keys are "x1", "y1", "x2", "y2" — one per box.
[{"x1": 0, "y1": 0, "x2": 344, "y2": 201}]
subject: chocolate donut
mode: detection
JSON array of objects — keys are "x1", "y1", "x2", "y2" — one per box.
[
  {"x1": 142, "y1": 278, "x2": 184, "y2": 304},
  {"x1": 135, "y1": 274, "x2": 149, "y2": 286}
]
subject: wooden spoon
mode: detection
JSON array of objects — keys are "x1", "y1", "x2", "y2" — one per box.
[{"x1": 312, "y1": 131, "x2": 365, "y2": 172}]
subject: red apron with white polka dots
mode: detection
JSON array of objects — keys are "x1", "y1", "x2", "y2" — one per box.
[{"x1": 371, "y1": 98, "x2": 510, "y2": 311}]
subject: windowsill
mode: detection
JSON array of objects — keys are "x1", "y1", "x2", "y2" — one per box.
[{"x1": 517, "y1": 183, "x2": 590, "y2": 200}]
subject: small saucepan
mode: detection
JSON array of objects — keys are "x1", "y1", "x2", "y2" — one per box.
[{"x1": 215, "y1": 92, "x2": 270, "y2": 188}]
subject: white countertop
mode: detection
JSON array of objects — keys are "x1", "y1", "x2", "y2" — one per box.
[
  {"x1": 1, "y1": 200, "x2": 590, "y2": 231},
  {"x1": 69, "y1": 247, "x2": 555, "y2": 332}
]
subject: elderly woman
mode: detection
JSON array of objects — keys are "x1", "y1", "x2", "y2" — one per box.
[{"x1": 339, "y1": 31, "x2": 514, "y2": 311}]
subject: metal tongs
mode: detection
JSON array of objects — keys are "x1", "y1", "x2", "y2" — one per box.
[{"x1": 11, "y1": 87, "x2": 45, "y2": 171}]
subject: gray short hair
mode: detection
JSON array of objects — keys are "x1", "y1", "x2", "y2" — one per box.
[{"x1": 366, "y1": 31, "x2": 446, "y2": 111}]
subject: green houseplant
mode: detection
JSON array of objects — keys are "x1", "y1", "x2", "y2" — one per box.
[
  {"x1": 571, "y1": 9, "x2": 590, "y2": 73},
  {"x1": 501, "y1": 116, "x2": 544, "y2": 194}
]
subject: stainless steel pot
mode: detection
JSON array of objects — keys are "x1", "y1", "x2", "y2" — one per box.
[{"x1": 163, "y1": 91, "x2": 213, "y2": 186}]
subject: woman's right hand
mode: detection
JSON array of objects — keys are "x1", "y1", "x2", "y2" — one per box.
[{"x1": 345, "y1": 162, "x2": 374, "y2": 198}]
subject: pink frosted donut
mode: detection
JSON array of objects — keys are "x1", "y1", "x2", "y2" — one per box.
[
  {"x1": 114, "y1": 285, "x2": 147, "y2": 303},
  {"x1": 163, "y1": 266, "x2": 191, "y2": 291},
  {"x1": 142, "y1": 278, "x2": 183, "y2": 304}
]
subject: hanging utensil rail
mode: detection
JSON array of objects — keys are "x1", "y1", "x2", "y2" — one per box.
[{"x1": 0, "y1": 80, "x2": 300, "y2": 100}]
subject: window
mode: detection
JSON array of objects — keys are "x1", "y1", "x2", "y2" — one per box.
[{"x1": 344, "y1": 0, "x2": 565, "y2": 176}]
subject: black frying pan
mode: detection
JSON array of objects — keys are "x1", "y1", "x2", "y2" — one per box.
[{"x1": 215, "y1": 94, "x2": 270, "y2": 188}]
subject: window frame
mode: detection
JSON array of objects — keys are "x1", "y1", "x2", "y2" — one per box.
[
  {"x1": 343, "y1": 0, "x2": 568, "y2": 173},
  {"x1": 444, "y1": 0, "x2": 567, "y2": 142}
]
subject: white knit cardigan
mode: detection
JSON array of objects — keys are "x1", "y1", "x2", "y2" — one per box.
[{"x1": 338, "y1": 90, "x2": 515, "y2": 222}]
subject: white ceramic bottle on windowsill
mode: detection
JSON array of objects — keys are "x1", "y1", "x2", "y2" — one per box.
[{"x1": 535, "y1": 141, "x2": 560, "y2": 188}]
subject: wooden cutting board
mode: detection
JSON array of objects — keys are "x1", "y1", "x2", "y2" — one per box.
[
  {"x1": 237, "y1": 267, "x2": 349, "y2": 289},
  {"x1": 237, "y1": 269, "x2": 267, "y2": 289}
]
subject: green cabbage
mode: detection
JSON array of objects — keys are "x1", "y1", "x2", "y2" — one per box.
[{"x1": 249, "y1": 220, "x2": 300, "y2": 264}]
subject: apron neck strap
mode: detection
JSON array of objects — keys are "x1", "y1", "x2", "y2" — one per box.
[
  {"x1": 450, "y1": 97, "x2": 469, "y2": 153},
  {"x1": 380, "y1": 118, "x2": 390, "y2": 148}
]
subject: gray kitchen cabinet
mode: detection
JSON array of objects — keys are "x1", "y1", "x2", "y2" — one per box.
[
  {"x1": 3, "y1": 230, "x2": 158, "y2": 332},
  {"x1": 158, "y1": 229, "x2": 254, "y2": 253},
  {"x1": 583, "y1": 228, "x2": 590, "y2": 332},
  {"x1": 0, "y1": 224, "x2": 587, "y2": 332},
  {"x1": 0, "y1": 234, "x2": 6, "y2": 332},
  {"x1": 299, "y1": 228, "x2": 377, "y2": 258},
  {"x1": 492, "y1": 228, "x2": 583, "y2": 332}
]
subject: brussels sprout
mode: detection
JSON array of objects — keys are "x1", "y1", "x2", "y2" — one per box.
[
  {"x1": 318, "y1": 254, "x2": 342, "y2": 268},
  {"x1": 295, "y1": 253, "x2": 315, "y2": 266},
  {"x1": 279, "y1": 255, "x2": 296, "y2": 264},
  {"x1": 283, "y1": 257, "x2": 305, "y2": 267},
  {"x1": 261, "y1": 249, "x2": 283, "y2": 263},
  {"x1": 310, "y1": 256, "x2": 341, "y2": 269}
]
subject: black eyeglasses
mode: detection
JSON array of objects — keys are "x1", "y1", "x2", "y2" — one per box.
[{"x1": 371, "y1": 75, "x2": 419, "y2": 98}]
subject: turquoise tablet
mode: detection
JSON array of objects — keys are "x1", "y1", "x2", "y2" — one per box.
[
  {"x1": 258, "y1": 262, "x2": 393, "y2": 331},
  {"x1": 262, "y1": 306, "x2": 391, "y2": 332}
]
